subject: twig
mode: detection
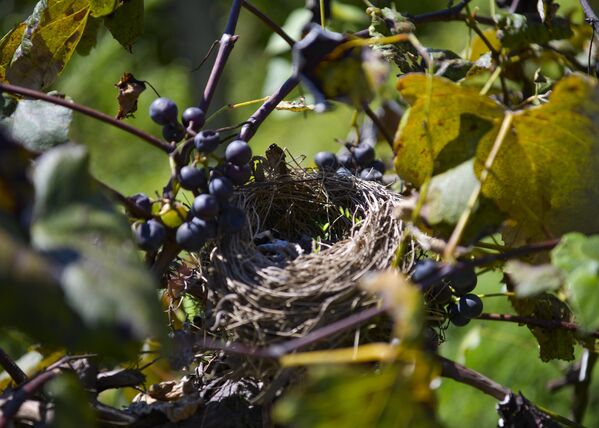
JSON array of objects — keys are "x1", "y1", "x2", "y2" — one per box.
[
  {"x1": 444, "y1": 112, "x2": 513, "y2": 262},
  {"x1": 0, "y1": 348, "x2": 27, "y2": 385},
  {"x1": 362, "y1": 103, "x2": 395, "y2": 150},
  {"x1": 579, "y1": 0, "x2": 599, "y2": 36},
  {"x1": 0, "y1": 368, "x2": 61, "y2": 428},
  {"x1": 0, "y1": 82, "x2": 172, "y2": 153},
  {"x1": 477, "y1": 313, "x2": 599, "y2": 338},
  {"x1": 241, "y1": 0, "x2": 295, "y2": 47},
  {"x1": 572, "y1": 349, "x2": 597, "y2": 423},
  {"x1": 438, "y1": 355, "x2": 509, "y2": 400},
  {"x1": 199, "y1": 0, "x2": 243, "y2": 112},
  {"x1": 238, "y1": 76, "x2": 300, "y2": 141},
  {"x1": 407, "y1": 0, "x2": 472, "y2": 25}
]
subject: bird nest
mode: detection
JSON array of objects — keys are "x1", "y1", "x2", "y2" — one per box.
[{"x1": 189, "y1": 166, "x2": 415, "y2": 347}]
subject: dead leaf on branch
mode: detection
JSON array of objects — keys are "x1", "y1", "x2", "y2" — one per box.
[{"x1": 114, "y1": 72, "x2": 146, "y2": 120}]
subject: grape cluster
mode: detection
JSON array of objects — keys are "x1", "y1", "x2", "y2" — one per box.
[
  {"x1": 129, "y1": 98, "x2": 252, "y2": 253},
  {"x1": 410, "y1": 259, "x2": 482, "y2": 327},
  {"x1": 314, "y1": 142, "x2": 385, "y2": 182}
]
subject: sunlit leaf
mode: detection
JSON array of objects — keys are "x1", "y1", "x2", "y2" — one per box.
[
  {"x1": 90, "y1": 0, "x2": 118, "y2": 17},
  {"x1": 505, "y1": 260, "x2": 563, "y2": 297},
  {"x1": 0, "y1": 24, "x2": 26, "y2": 82}
]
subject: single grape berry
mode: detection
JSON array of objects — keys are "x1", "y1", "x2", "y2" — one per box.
[
  {"x1": 370, "y1": 159, "x2": 386, "y2": 174},
  {"x1": 149, "y1": 98, "x2": 178, "y2": 125},
  {"x1": 448, "y1": 302, "x2": 470, "y2": 327},
  {"x1": 175, "y1": 221, "x2": 206, "y2": 251},
  {"x1": 179, "y1": 166, "x2": 207, "y2": 191},
  {"x1": 130, "y1": 193, "x2": 152, "y2": 214},
  {"x1": 225, "y1": 162, "x2": 251, "y2": 185},
  {"x1": 182, "y1": 107, "x2": 206, "y2": 131},
  {"x1": 411, "y1": 259, "x2": 441, "y2": 285},
  {"x1": 337, "y1": 150, "x2": 354, "y2": 169},
  {"x1": 315, "y1": 151, "x2": 338, "y2": 171},
  {"x1": 458, "y1": 294, "x2": 483, "y2": 319},
  {"x1": 447, "y1": 264, "x2": 478, "y2": 296},
  {"x1": 194, "y1": 130, "x2": 220, "y2": 153},
  {"x1": 192, "y1": 194, "x2": 220, "y2": 220},
  {"x1": 353, "y1": 143, "x2": 375, "y2": 167},
  {"x1": 359, "y1": 167, "x2": 383, "y2": 182},
  {"x1": 162, "y1": 123, "x2": 185, "y2": 143},
  {"x1": 191, "y1": 217, "x2": 217, "y2": 240},
  {"x1": 219, "y1": 205, "x2": 246, "y2": 233},
  {"x1": 335, "y1": 167, "x2": 352, "y2": 177},
  {"x1": 225, "y1": 140, "x2": 253, "y2": 166},
  {"x1": 132, "y1": 219, "x2": 166, "y2": 252},
  {"x1": 209, "y1": 176, "x2": 234, "y2": 202}
]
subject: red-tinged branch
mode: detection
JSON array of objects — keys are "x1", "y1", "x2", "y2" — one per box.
[
  {"x1": 477, "y1": 313, "x2": 599, "y2": 338},
  {"x1": 241, "y1": 0, "x2": 295, "y2": 47},
  {"x1": 0, "y1": 82, "x2": 172, "y2": 153},
  {"x1": 238, "y1": 76, "x2": 300, "y2": 142},
  {"x1": 199, "y1": 0, "x2": 242, "y2": 112}
]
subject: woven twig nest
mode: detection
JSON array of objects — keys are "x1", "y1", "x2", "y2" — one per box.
[{"x1": 192, "y1": 166, "x2": 414, "y2": 346}]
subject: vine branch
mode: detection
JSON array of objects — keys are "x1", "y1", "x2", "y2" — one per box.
[
  {"x1": 0, "y1": 82, "x2": 172, "y2": 153},
  {"x1": 199, "y1": 0, "x2": 243, "y2": 112},
  {"x1": 477, "y1": 313, "x2": 599, "y2": 338},
  {"x1": 241, "y1": 0, "x2": 295, "y2": 47},
  {"x1": 0, "y1": 348, "x2": 27, "y2": 385}
]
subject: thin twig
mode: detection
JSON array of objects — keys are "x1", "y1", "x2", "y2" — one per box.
[
  {"x1": 199, "y1": 0, "x2": 243, "y2": 112},
  {"x1": 579, "y1": 0, "x2": 599, "y2": 36},
  {"x1": 438, "y1": 355, "x2": 509, "y2": 400},
  {"x1": 477, "y1": 313, "x2": 598, "y2": 338},
  {"x1": 0, "y1": 348, "x2": 27, "y2": 385},
  {"x1": 362, "y1": 103, "x2": 394, "y2": 151},
  {"x1": 0, "y1": 82, "x2": 172, "y2": 153},
  {"x1": 241, "y1": 0, "x2": 295, "y2": 47},
  {"x1": 239, "y1": 76, "x2": 300, "y2": 142},
  {"x1": 407, "y1": 0, "x2": 472, "y2": 25},
  {"x1": 444, "y1": 112, "x2": 513, "y2": 262}
]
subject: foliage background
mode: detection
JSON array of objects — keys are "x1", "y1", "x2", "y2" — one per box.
[{"x1": 1, "y1": 0, "x2": 597, "y2": 426}]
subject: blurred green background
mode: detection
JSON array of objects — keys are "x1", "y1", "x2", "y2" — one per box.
[{"x1": 1, "y1": 0, "x2": 596, "y2": 426}]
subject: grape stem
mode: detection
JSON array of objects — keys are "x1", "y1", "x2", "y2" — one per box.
[
  {"x1": 0, "y1": 82, "x2": 173, "y2": 153},
  {"x1": 199, "y1": 0, "x2": 242, "y2": 112}
]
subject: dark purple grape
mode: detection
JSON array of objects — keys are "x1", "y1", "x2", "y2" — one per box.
[
  {"x1": 194, "y1": 130, "x2": 220, "y2": 153},
  {"x1": 192, "y1": 194, "x2": 220, "y2": 220},
  {"x1": 209, "y1": 176, "x2": 234, "y2": 202},
  {"x1": 225, "y1": 140, "x2": 253, "y2": 166},
  {"x1": 149, "y1": 98, "x2": 178, "y2": 125},
  {"x1": 370, "y1": 159, "x2": 386, "y2": 174},
  {"x1": 225, "y1": 162, "x2": 251, "y2": 185},
  {"x1": 458, "y1": 294, "x2": 483, "y2": 319},
  {"x1": 315, "y1": 151, "x2": 338, "y2": 171},
  {"x1": 448, "y1": 264, "x2": 478, "y2": 296},
  {"x1": 448, "y1": 302, "x2": 470, "y2": 326},
  {"x1": 178, "y1": 166, "x2": 207, "y2": 191},
  {"x1": 182, "y1": 107, "x2": 206, "y2": 131},
  {"x1": 359, "y1": 167, "x2": 383, "y2": 181},
  {"x1": 411, "y1": 260, "x2": 441, "y2": 285},
  {"x1": 353, "y1": 143, "x2": 375, "y2": 167},
  {"x1": 132, "y1": 219, "x2": 166, "y2": 252},
  {"x1": 130, "y1": 193, "x2": 152, "y2": 214},
  {"x1": 162, "y1": 123, "x2": 185, "y2": 143},
  {"x1": 191, "y1": 217, "x2": 217, "y2": 239},
  {"x1": 219, "y1": 206, "x2": 246, "y2": 233},
  {"x1": 176, "y1": 221, "x2": 206, "y2": 251},
  {"x1": 337, "y1": 150, "x2": 354, "y2": 169}
]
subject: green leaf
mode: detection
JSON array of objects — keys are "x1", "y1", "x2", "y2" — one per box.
[
  {"x1": 76, "y1": 15, "x2": 102, "y2": 56},
  {"x1": 421, "y1": 159, "x2": 504, "y2": 241},
  {"x1": 0, "y1": 23, "x2": 26, "y2": 81},
  {"x1": 4, "y1": 0, "x2": 91, "y2": 89},
  {"x1": 395, "y1": 74, "x2": 599, "y2": 240},
  {"x1": 505, "y1": 260, "x2": 563, "y2": 297},
  {"x1": 551, "y1": 233, "x2": 599, "y2": 332},
  {"x1": 104, "y1": 0, "x2": 144, "y2": 52},
  {"x1": 394, "y1": 74, "x2": 503, "y2": 187},
  {"x1": 47, "y1": 373, "x2": 96, "y2": 427},
  {"x1": 274, "y1": 361, "x2": 442, "y2": 428},
  {"x1": 508, "y1": 290, "x2": 575, "y2": 362},
  {"x1": 1, "y1": 96, "x2": 73, "y2": 151},
  {"x1": 475, "y1": 74, "x2": 599, "y2": 239},
  {"x1": 90, "y1": 0, "x2": 118, "y2": 17},
  {"x1": 30, "y1": 144, "x2": 165, "y2": 343},
  {"x1": 495, "y1": 13, "x2": 572, "y2": 50}
]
